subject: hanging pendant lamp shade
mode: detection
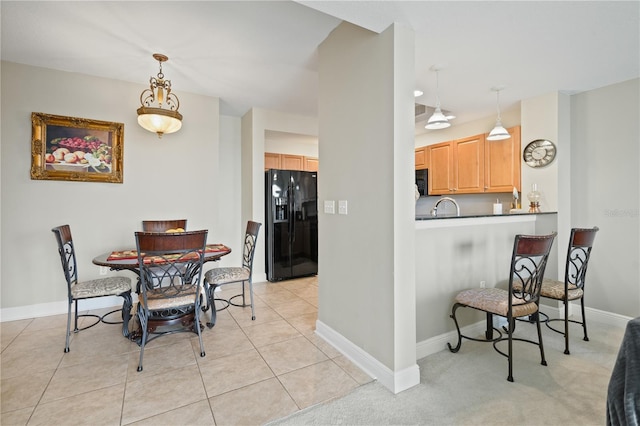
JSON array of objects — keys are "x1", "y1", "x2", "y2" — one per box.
[
  {"x1": 487, "y1": 86, "x2": 510, "y2": 141},
  {"x1": 488, "y1": 120, "x2": 510, "y2": 140},
  {"x1": 137, "y1": 53, "x2": 183, "y2": 138},
  {"x1": 426, "y1": 106, "x2": 451, "y2": 129},
  {"x1": 425, "y1": 67, "x2": 451, "y2": 130}
]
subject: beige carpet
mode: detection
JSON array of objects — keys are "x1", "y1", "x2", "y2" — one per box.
[{"x1": 269, "y1": 319, "x2": 626, "y2": 425}]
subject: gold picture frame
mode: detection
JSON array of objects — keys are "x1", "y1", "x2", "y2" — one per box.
[{"x1": 31, "y1": 112, "x2": 124, "y2": 183}]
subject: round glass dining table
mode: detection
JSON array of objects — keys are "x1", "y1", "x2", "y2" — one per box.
[{"x1": 92, "y1": 244, "x2": 231, "y2": 340}]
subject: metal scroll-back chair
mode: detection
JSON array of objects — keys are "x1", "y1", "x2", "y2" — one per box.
[
  {"x1": 447, "y1": 233, "x2": 557, "y2": 382},
  {"x1": 204, "y1": 221, "x2": 261, "y2": 328},
  {"x1": 540, "y1": 227, "x2": 599, "y2": 355},
  {"x1": 134, "y1": 229, "x2": 208, "y2": 372},
  {"x1": 142, "y1": 219, "x2": 187, "y2": 233},
  {"x1": 52, "y1": 224, "x2": 132, "y2": 353}
]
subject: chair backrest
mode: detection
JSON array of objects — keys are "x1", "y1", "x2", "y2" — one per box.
[
  {"x1": 142, "y1": 219, "x2": 187, "y2": 233},
  {"x1": 564, "y1": 227, "x2": 599, "y2": 290},
  {"x1": 52, "y1": 225, "x2": 78, "y2": 294},
  {"x1": 509, "y1": 233, "x2": 557, "y2": 309},
  {"x1": 135, "y1": 230, "x2": 208, "y2": 304},
  {"x1": 242, "y1": 221, "x2": 262, "y2": 272}
]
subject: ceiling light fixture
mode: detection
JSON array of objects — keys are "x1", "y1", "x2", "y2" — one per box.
[
  {"x1": 425, "y1": 65, "x2": 451, "y2": 130},
  {"x1": 137, "y1": 53, "x2": 183, "y2": 138},
  {"x1": 487, "y1": 86, "x2": 510, "y2": 141}
]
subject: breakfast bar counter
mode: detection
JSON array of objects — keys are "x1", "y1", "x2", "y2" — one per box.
[
  {"x1": 415, "y1": 211, "x2": 557, "y2": 229},
  {"x1": 413, "y1": 211, "x2": 558, "y2": 359}
]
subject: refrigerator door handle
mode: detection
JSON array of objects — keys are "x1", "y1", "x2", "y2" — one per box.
[{"x1": 289, "y1": 181, "x2": 295, "y2": 243}]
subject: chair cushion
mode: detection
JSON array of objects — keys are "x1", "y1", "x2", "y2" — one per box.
[
  {"x1": 454, "y1": 287, "x2": 538, "y2": 317},
  {"x1": 205, "y1": 267, "x2": 250, "y2": 285},
  {"x1": 71, "y1": 277, "x2": 131, "y2": 299},
  {"x1": 539, "y1": 278, "x2": 584, "y2": 301},
  {"x1": 139, "y1": 285, "x2": 198, "y2": 311}
]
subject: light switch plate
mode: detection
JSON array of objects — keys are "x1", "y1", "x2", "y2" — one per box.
[
  {"x1": 338, "y1": 200, "x2": 348, "y2": 215},
  {"x1": 324, "y1": 200, "x2": 335, "y2": 214}
]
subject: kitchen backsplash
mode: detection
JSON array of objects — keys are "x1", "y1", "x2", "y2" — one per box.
[{"x1": 415, "y1": 192, "x2": 521, "y2": 217}]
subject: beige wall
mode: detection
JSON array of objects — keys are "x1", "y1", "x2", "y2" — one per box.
[
  {"x1": 415, "y1": 106, "x2": 521, "y2": 147},
  {"x1": 0, "y1": 61, "x2": 241, "y2": 317},
  {"x1": 570, "y1": 78, "x2": 639, "y2": 317},
  {"x1": 317, "y1": 22, "x2": 418, "y2": 392}
]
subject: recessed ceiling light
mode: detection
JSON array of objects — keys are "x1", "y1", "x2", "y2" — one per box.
[{"x1": 414, "y1": 90, "x2": 424, "y2": 97}]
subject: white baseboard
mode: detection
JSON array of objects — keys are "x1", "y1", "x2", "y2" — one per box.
[
  {"x1": 253, "y1": 272, "x2": 267, "y2": 283},
  {"x1": 315, "y1": 320, "x2": 420, "y2": 394},
  {"x1": 416, "y1": 304, "x2": 633, "y2": 361},
  {"x1": 0, "y1": 295, "x2": 139, "y2": 323},
  {"x1": 540, "y1": 302, "x2": 633, "y2": 329},
  {"x1": 416, "y1": 320, "x2": 487, "y2": 360}
]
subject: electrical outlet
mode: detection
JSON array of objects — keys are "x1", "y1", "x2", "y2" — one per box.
[
  {"x1": 480, "y1": 280, "x2": 486, "y2": 288},
  {"x1": 99, "y1": 266, "x2": 108, "y2": 276}
]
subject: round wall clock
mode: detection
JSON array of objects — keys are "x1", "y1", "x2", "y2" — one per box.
[{"x1": 523, "y1": 139, "x2": 556, "y2": 168}]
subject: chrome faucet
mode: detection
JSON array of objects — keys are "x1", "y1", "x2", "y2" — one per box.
[{"x1": 431, "y1": 197, "x2": 460, "y2": 217}]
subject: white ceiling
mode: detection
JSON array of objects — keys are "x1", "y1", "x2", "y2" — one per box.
[{"x1": 2, "y1": 1, "x2": 638, "y2": 134}]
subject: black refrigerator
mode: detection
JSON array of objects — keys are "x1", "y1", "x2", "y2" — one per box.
[{"x1": 265, "y1": 169, "x2": 318, "y2": 281}]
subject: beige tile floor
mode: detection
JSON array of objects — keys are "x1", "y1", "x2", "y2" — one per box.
[{"x1": 1, "y1": 276, "x2": 373, "y2": 425}]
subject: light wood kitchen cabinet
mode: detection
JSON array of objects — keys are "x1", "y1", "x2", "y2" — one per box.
[
  {"x1": 281, "y1": 154, "x2": 304, "y2": 170},
  {"x1": 303, "y1": 156, "x2": 319, "y2": 172},
  {"x1": 428, "y1": 136, "x2": 484, "y2": 195},
  {"x1": 415, "y1": 147, "x2": 428, "y2": 170},
  {"x1": 265, "y1": 152, "x2": 318, "y2": 171},
  {"x1": 454, "y1": 134, "x2": 485, "y2": 193},
  {"x1": 427, "y1": 126, "x2": 519, "y2": 195},
  {"x1": 484, "y1": 126, "x2": 521, "y2": 193},
  {"x1": 427, "y1": 141, "x2": 454, "y2": 194},
  {"x1": 265, "y1": 152, "x2": 281, "y2": 170}
]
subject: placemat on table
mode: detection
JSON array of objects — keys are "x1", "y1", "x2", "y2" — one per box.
[{"x1": 107, "y1": 244, "x2": 229, "y2": 261}]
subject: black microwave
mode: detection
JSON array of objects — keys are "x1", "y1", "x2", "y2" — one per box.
[{"x1": 415, "y1": 169, "x2": 428, "y2": 196}]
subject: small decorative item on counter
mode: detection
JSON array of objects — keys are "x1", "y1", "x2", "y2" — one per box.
[
  {"x1": 493, "y1": 199, "x2": 503, "y2": 215},
  {"x1": 527, "y1": 183, "x2": 541, "y2": 213},
  {"x1": 511, "y1": 187, "x2": 520, "y2": 209}
]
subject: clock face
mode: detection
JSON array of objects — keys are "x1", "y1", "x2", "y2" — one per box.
[{"x1": 523, "y1": 139, "x2": 556, "y2": 168}]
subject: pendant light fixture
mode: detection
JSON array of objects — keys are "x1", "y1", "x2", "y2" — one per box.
[
  {"x1": 487, "y1": 86, "x2": 510, "y2": 141},
  {"x1": 425, "y1": 65, "x2": 451, "y2": 130},
  {"x1": 137, "y1": 53, "x2": 183, "y2": 138}
]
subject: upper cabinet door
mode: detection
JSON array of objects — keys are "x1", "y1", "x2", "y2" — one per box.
[
  {"x1": 303, "y1": 156, "x2": 319, "y2": 172},
  {"x1": 454, "y1": 135, "x2": 485, "y2": 193},
  {"x1": 415, "y1": 147, "x2": 428, "y2": 170},
  {"x1": 265, "y1": 152, "x2": 281, "y2": 170},
  {"x1": 428, "y1": 142, "x2": 454, "y2": 195},
  {"x1": 484, "y1": 126, "x2": 521, "y2": 193},
  {"x1": 282, "y1": 154, "x2": 304, "y2": 170}
]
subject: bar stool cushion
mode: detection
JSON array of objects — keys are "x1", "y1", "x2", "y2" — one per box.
[
  {"x1": 455, "y1": 287, "x2": 538, "y2": 318},
  {"x1": 540, "y1": 278, "x2": 584, "y2": 301}
]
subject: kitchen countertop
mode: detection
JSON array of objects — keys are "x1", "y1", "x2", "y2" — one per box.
[
  {"x1": 415, "y1": 211, "x2": 557, "y2": 229},
  {"x1": 415, "y1": 211, "x2": 557, "y2": 221}
]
